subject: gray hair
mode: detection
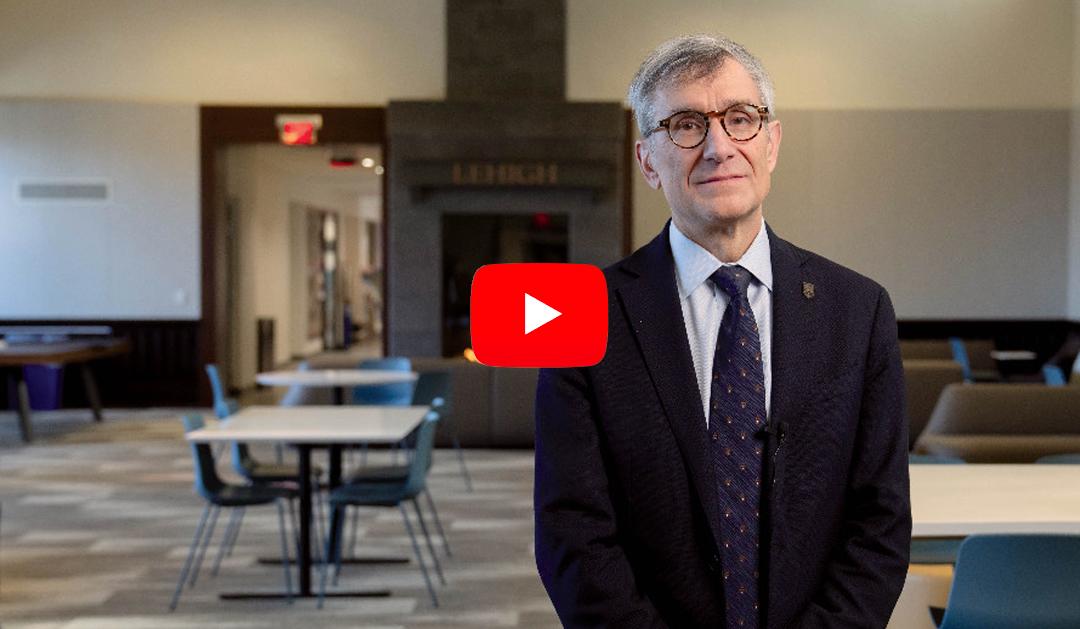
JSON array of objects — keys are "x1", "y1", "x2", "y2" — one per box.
[{"x1": 627, "y1": 34, "x2": 776, "y2": 137}]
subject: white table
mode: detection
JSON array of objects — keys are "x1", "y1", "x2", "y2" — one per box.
[
  {"x1": 186, "y1": 405, "x2": 430, "y2": 600},
  {"x1": 911, "y1": 464, "x2": 1080, "y2": 537},
  {"x1": 256, "y1": 369, "x2": 418, "y2": 405},
  {"x1": 988, "y1": 350, "x2": 1037, "y2": 362},
  {"x1": 890, "y1": 464, "x2": 1080, "y2": 629}
]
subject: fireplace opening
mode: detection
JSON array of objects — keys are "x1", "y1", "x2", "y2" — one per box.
[{"x1": 442, "y1": 213, "x2": 569, "y2": 357}]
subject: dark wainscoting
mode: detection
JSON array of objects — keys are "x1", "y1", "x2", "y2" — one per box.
[
  {"x1": 0, "y1": 320, "x2": 201, "y2": 409},
  {"x1": 1, "y1": 318, "x2": 1075, "y2": 411},
  {"x1": 898, "y1": 319, "x2": 1080, "y2": 364}
]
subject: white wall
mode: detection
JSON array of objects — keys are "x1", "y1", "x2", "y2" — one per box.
[
  {"x1": 568, "y1": 0, "x2": 1074, "y2": 110},
  {"x1": 0, "y1": 99, "x2": 199, "y2": 319},
  {"x1": 7, "y1": 1, "x2": 1067, "y2": 109},
  {"x1": 575, "y1": 0, "x2": 1077, "y2": 319},
  {"x1": 766, "y1": 110, "x2": 1069, "y2": 320},
  {"x1": 0, "y1": 0, "x2": 445, "y2": 104},
  {"x1": 0, "y1": 0, "x2": 1078, "y2": 322}
]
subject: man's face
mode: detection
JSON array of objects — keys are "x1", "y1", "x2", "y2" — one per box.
[{"x1": 635, "y1": 60, "x2": 782, "y2": 235}]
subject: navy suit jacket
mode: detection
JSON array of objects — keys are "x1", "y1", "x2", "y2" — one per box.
[{"x1": 535, "y1": 223, "x2": 911, "y2": 628}]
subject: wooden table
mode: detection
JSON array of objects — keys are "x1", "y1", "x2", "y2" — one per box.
[
  {"x1": 185, "y1": 405, "x2": 430, "y2": 600},
  {"x1": 256, "y1": 369, "x2": 418, "y2": 405},
  {"x1": 911, "y1": 464, "x2": 1080, "y2": 537},
  {"x1": 0, "y1": 337, "x2": 130, "y2": 442}
]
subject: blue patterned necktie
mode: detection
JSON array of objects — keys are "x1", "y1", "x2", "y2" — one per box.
[{"x1": 709, "y1": 264, "x2": 765, "y2": 629}]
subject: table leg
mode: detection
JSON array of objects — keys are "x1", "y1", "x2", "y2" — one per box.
[
  {"x1": 238, "y1": 444, "x2": 391, "y2": 600},
  {"x1": 326, "y1": 445, "x2": 343, "y2": 563},
  {"x1": 298, "y1": 445, "x2": 313, "y2": 595},
  {"x1": 7, "y1": 368, "x2": 33, "y2": 443},
  {"x1": 329, "y1": 444, "x2": 343, "y2": 486},
  {"x1": 80, "y1": 364, "x2": 104, "y2": 422}
]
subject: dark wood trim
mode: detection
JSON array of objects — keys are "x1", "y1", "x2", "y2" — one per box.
[
  {"x1": 381, "y1": 119, "x2": 391, "y2": 358},
  {"x1": 199, "y1": 106, "x2": 387, "y2": 405},
  {"x1": 897, "y1": 319, "x2": 1078, "y2": 363},
  {"x1": 0, "y1": 320, "x2": 200, "y2": 408}
]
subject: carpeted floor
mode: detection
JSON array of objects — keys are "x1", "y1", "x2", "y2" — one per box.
[{"x1": 0, "y1": 408, "x2": 557, "y2": 628}]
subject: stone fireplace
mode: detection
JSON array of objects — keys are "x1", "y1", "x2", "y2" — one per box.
[{"x1": 386, "y1": 0, "x2": 628, "y2": 356}]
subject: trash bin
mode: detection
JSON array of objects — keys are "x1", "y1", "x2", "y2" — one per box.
[
  {"x1": 257, "y1": 318, "x2": 275, "y2": 386},
  {"x1": 23, "y1": 364, "x2": 64, "y2": 411}
]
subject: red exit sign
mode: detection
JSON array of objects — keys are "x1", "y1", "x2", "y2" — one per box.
[{"x1": 275, "y1": 114, "x2": 323, "y2": 146}]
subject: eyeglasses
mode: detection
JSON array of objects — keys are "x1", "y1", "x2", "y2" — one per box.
[{"x1": 646, "y1": 104, "x2": 770, "y2": 148}]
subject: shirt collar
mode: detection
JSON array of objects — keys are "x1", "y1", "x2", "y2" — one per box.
[{"x1": 669, "y1": 218, "x2": 774, "y2": 301}]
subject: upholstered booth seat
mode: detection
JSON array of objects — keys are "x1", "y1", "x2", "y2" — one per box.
[
  {"x1": 900, "y1": 340, "x2": 954, "y2": 361},
  {"x1": 900, "y1": 338, "x2": 999, "y2": 382},
  {"x1": 411, "y1": 357, "x2": 537, "y2": 448},
  {"x1": 904, "y1": 359, "x2": 965, "y2": 450},
  {"x1": 915, "y1": 384, "x2": 1080, "y2": 462}
]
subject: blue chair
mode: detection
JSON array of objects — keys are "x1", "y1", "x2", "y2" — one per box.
[
  {"x1": 949, "y1": 337, "x2": 1003, "y2": 383},
  {"x1": 206, "y1": 364, "x2": 302, "y2": 479},
  {"x1": 170, "y1": 414, "x2": 296, "y2": 611},
  {"x1": 342, "y1": 373, "x2": 460, "y2": 560},
  {"x1": 351, "y1": 357, "x2": 414, "y2": 405},
  {"x1": 319, "y1": 411, "x2": 444, "y2": 608},
  {"x1": 910, "y1": 453, "x2": 965, "y2": 564},
  {"x1": 411, "y1": 371, "x2": 471, "y2": 491},
  {"x1": 1043, "y1": 364, "x2": 1067, "y2": 386},
  {"x1": 936, "y1": 534, "x2": 1080, "y2": 629},
  {"x1": 207, "y1": 363, "x2": 302, "y2": 477},
  {"x1": 204, "y1": 364, "x2": 239, "y2": 419},
  {"x1": 949, "y1": 337, "x2": 975, "y2": 383},
  {"x1": 205, "y1": 365, "x2": 324, "y2": 572}
]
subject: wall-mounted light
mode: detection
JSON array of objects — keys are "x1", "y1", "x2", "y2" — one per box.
[
  {"x1": 323, "y1": 215, "x2": 337, "y2": 243},
  {"x1": 360, "y1": 157, "x2": 375, "y2": 168}
]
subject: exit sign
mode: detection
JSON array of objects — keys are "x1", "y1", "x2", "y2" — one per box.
[{"x1": 275, "y1": 114, "x2": 323, "y2": 146}]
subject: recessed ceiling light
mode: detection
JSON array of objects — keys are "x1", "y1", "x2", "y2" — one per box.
[
  {"x1": 374, "y1": 165, "x2": 385, "y2": 175},
  {"x1": 360, "y1": 157, "x2": 375, "y2": 168}
]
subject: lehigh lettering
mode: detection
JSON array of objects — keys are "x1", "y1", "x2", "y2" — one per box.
[{"x1": 451, "y1": 162, "x2": 559, "y2": 186}]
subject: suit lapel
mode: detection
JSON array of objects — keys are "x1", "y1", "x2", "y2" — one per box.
[
  {"x1": 765, "y1": 225, "x2": 815, "y2": 438},
  {"x1": 615, "y1": 223, "x2": 725, "y2": 554},
  {"x1": 762, "y1": 225, "x2": 816, "y2": 605}
]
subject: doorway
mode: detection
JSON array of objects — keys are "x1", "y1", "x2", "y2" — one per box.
[{"x1": 199, "y1": 107, "x2": 385, "y2": 400}]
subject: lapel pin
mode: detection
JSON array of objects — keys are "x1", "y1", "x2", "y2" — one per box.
[{"x1": 802, "y1": 282, "x2": 815, "y2": 299}]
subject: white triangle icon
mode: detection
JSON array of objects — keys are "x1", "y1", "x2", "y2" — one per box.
[{"x1": 524, "y1": 293, "x2": 562, "y2": 335}]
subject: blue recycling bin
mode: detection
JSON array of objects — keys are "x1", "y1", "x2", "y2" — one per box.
[{"x1": 23, "y1": 364, "x2": 64, "y2": 411}]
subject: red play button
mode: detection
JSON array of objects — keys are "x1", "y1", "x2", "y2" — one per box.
[{"x1": 470, "y1": 263, "x2": 608, "y2": 367}]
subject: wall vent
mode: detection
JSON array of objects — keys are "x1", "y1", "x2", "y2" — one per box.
[{"x1": 14, "y1": 179, "x2": 111, "y2": 204}]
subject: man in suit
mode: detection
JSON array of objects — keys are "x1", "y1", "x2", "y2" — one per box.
[{"x1": 534, "y1": 35, "x2": 910, "y2": 628}]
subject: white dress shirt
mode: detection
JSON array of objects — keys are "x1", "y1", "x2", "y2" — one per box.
[{"x1": 669, "y1": 219, "x2": 773, "y2": 426}]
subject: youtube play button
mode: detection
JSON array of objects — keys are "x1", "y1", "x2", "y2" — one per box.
[
  {"x1": 524, "y1": 293, "x2": 561, "y2": 334},
  {"x1": 471, "y1": 263, "x2": 608, "y2": 367}
]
